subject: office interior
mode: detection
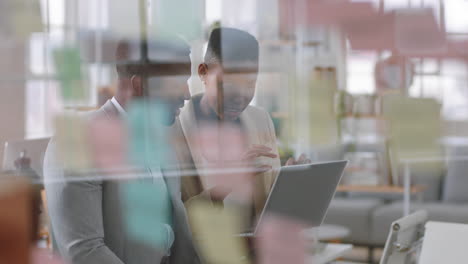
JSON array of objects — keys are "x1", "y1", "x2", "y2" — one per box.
[{"x1": 1, "y1": 0, "x2": 468, "y2": 264}]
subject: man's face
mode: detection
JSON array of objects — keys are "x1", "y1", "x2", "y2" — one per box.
[
  {"x1": 202, "y1": 64, "x2": 258, "y2": 121},
  {"x1": 145, "y1": 64, "x2": 191, "y2": 125}
]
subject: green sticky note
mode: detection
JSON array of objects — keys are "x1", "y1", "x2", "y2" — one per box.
[
  {"x1": 126, "y1": 100, "x2": 169, "y2": 168},
  {"x1": 53, "y1": 47, "x2": 86, "y2": 102},
  {"x1": 122, "y1": 180, "x2": 173, "y2": 250},
  {"x1": 150, "y1": 0, "x2": 204, "y2": 41}
]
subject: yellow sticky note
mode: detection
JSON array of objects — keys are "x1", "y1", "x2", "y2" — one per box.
[
  {"x1": 108, "y1": 0, "x2": 141, "y2": 40},
  {"x1": 2, "y1": 0, "x2": 43, "y2": 39},
  {"x1": 383, "y1": 95, "x2": 444, "y2": 182},
  {"x1": 289, "y1": 68, "x2": 338, "y2": 146},
  {"x1": 187, "y1": 200, "x2": 251, "y2": 264},
  {"x1": 383, "y1": 95, "x2": 441, "y2": 159},
  {"x1": 54, "y1": 114, "x2": 91, "y2": 171}
]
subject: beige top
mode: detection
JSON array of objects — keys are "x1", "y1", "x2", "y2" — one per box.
[{"x1": 172, "y1": 94, "x2": 281, "y2": 220}]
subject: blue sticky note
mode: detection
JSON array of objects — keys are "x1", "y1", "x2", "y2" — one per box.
[
  {"x1": 126, "y1": 100, "x2": 169, "y2": 168},
  {"x1": 122, "y1": 180, "x2": 173, "y2": 251},
  {"x1": 150, "y1": 0, "x2": 203, "y2": 41}
]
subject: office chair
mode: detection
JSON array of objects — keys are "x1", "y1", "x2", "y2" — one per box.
[{"x1": 380, "y1": 210, "x2": 428, "y2": 264}]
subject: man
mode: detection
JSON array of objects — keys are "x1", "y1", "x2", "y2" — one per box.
[
  {"x1": 44, "y1": 39, "x2": 200, "y2": 264},
  {"x1": 174, "y1": 27, "x2": 282, "y2": 221}
]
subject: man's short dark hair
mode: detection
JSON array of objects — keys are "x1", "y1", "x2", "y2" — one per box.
[
  {"x1": 116, "y1": 38, "x2": 191, "y2": 79},
  {"x1": 204, "y1": 27, "x2": 259, "y2": 70}
]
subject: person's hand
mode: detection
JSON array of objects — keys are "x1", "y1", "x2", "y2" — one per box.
[
  {"x1": 285, "y1": 153, "x2": 311, "y2": 166},
  {"x1": 242, "y1": 144, "x2": 278, "y2": 175}
]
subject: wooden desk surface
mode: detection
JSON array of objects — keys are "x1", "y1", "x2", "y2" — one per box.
[{"x1": 337, "y1": 185, "x2": 427, "y2": 194}]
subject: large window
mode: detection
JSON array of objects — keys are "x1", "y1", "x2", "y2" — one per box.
[
  {"x1": 26, "y1": 0, "x2": 113, "y2": 138},
  {"x1": 346, "y1": 0, "x2": 468, "y2": 121},
  {"x1": 26, "y1": 0, "x2": 66, "y2": 138}
]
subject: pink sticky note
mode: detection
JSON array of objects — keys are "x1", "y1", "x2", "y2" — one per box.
[
  {"x1": 87, "y1": 116, "x2": 129, "y2": 170},
  {"x1": 196, "y1": 122, "x2": 246, "y2": 164},
  {"x1": 308, "y1": 1, "x2": 376, "y2": 26},
  {"x1": 256, "y1": 214, "x2": 308, "y2": 264},
  {"x1": 31, "y1": 248, "x2": 64, "y2": 264},
  {"x1": 344, "y1": 12, "x2": 396, "y2": 51},
  {"x1": 395, "y1": 9, "x2": 446, "y2": 56},
  {"x1": 447, "y1": 40, "x2": 468, "y2": 58},
  {"x1": 345, "y1": 8, "x2": 447, "y2": 54},
  {"x1": 279, "y1": 0, "x2": 376, "y2": 39},
  {"x1": 195, "y1": 123, "x2": 254, "y2": 201},
  {"x1": 404, "y1": 40, "x2": 468, "y2": 59}
]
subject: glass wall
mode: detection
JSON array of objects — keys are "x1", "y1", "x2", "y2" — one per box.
[{"x1": 1, "y1": 1, "x2": 468, "y2": 263}]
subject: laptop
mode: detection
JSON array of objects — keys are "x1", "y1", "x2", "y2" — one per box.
[
  {"x1": 2, "y1": 138, "x2": 51, "y2": 178},
  {"x1": 244, "y1": 160, "x2": 348, "y2": 236}
]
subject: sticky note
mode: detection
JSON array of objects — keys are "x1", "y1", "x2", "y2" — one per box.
[
  {"x1": 149, "y1": 0, "x2": 203, "y2": 42},
  {"x1": 383, "y1": 95, "x2": 441, "y2": 159},
  {"x1": 126, "y1": 100, "x2": 169, "y2": 168},
  {"x1": 344, "y1": 13, "x2": 396, "y2": 51},
  {"x1": 53, "y1": 47, "x2": 87, "y2": 102},
  {"x1": 308, "y1": 1, "x2": 376, "y2": 26},
  {"x1": 187, "y1": 200, "x2": 251, "y2": 264},
  {"x1": 382, "y1": 95, "x2": 443, "y2": 183},
  {"x1": 289, "y1": 68, "x2": 338, "y2": 146},
  {"x1": 87, "y1": 116, "x2": 128, "y2": 169},
  {"x1": 193, "y1": 123, "x2": 255, "y2": 201},
  {"x1": 108, "y1": 0, "x2": 141, "y2": 40},
  {"x1": 255, "y1": 214, "x2": 307, "y2": 264},
  {"x1": 395, "y1": 9, "x2": 446, "y2": 56},
  {"x1": 54, "y1": 114, "x2": 91, "y2": 171},
  {"x1": 121, "y1": 180, "x2": 173, "y2": 251},
  {"x1": 0, "y1": 0, "x2": 43, "y2": 39},
  {"x1": 31, "y1": 248, "x2": 64, "y2": 264}
]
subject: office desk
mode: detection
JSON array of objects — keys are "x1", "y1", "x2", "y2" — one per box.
[
  {"x1": 308, "y1": 243, "x2": 353, "y2": 264},
  {"x1": 337, "y1": 185, "x2": 427, "y2": 194},
  {"x1": 337, "y1": 184, "x2": 428, "y2": 216},
  {"x1": 304, "y1": 224, "x2": 351, "y2": 242}
]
